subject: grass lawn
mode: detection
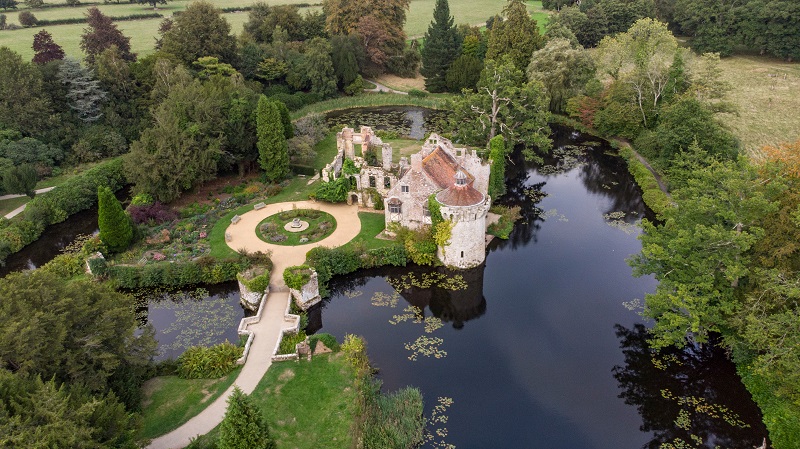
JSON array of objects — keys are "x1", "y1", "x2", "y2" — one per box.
[
  {"x1": 716, "y1": 55, "x2": 800, "y2": 155},
  {"x1": 341, "y1": 211, "x2": 393, "y2": 251},
  {"x1": 384, "y1": 137, "x2": 424, "y2": 162},
  {"x1": 256, "y1": 209, "x2": 337, "y2": 245},
  {"x1": 186, "y1": 353, "x2": 357, "y2": 449},
  {"x1": 137, "y1": 367, "x2": 241, "y2": 442},
  {"x1": 0, "y1": 195, "x2": 31, "y2": 218}
]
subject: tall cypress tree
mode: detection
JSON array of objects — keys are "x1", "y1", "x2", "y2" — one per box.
[
  {"x1": 256, "y1": 95, "x2": 289, "y2": 182},
  {"x1": 420, "y1": 0, "x2": 461, "y2": 93},
  {"x1": 97, "y1": 185, "x2": 132, "y2": 253}
]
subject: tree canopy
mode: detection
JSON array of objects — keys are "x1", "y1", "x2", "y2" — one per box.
[
  {"x1": 80, "y1": 7, "x2": 135, "y2": 64},
  {"x1": 420, "y1": 0, "x2": 461, "y2": 93},
  {"x1": 486, "y1": 0, "x2": 544, "y2": 70},
  {"x1": 160, "y1": 1, "x2": 237, "y2": 66}
]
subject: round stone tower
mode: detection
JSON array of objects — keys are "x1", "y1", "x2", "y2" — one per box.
[{"x1": 435, "y1": 170, "x2": 491, "y2": 269}]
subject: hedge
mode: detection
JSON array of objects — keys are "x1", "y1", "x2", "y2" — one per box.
[
  {"x1": 0, "y1": 158, "x2": 126, "y2": 264},
  {"x1": 283, "y1": 265, "x2": 312, "y2": 290},
  {"x1": 107, "y1": 257, "x2": 250, "y2": 289},
  {"x1": 306, "y1": 244, "x2": 407, "y2": 297},
  {"x1": 616, "y1": 145, "x2": 672, "y2": 218},
  {"x1": 35, "y1": 13, "x2": 163, "y2": 26}
]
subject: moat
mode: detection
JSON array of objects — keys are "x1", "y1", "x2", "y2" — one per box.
[{"x1": 1, "y1": 108, "x2": 767, "y2": 448}]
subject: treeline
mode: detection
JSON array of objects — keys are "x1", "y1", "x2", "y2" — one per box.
[{"x1": 542, "y1": 0, "x2": 800, "y2": 60}]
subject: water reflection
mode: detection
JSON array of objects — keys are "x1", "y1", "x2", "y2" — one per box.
[
  {"x1": 325, "y1": 106, "x2": 448, "y2": 139},
  {"x1": 613, "y1": 324, "x2": 768, "y2": 449}
]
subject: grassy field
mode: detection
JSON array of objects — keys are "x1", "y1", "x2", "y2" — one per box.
[
  {"x1": 186, "y1": 353, "x2": 357, "y2": 449},
  {"x1": 0, "y1": 0, "x2": 513, "y2": 60},
  {"x1": 138, "y1": 367, "x2": 241, "y2": 441},
  {"x1": 0, "y1": 195, "x2": 30, "y2": 218},
  {"x1": 716, "y1": 55, "x2": 800, "y2": 155},
  {"x1": 341, "y1": 211, "x2": 392, "y2": 251}
]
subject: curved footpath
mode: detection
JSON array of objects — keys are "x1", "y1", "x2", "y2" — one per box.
[{"x1": 147, "y1": 200, "x2": 361, "y2": 449}]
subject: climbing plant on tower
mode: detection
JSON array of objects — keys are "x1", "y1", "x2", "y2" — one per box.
[
  {"x1": 97, "y1": 185, "x2": 132, "y2": 253},
  {"x1": 488, "y1": 135, "x2": 507, "y2": 199}
]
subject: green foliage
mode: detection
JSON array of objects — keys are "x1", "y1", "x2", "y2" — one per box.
[
  {"x1": 448, "y1": 56, "x2": 552, "y2": 158},
  {"x1": 0, "y1": 47, "x2": 53, "y2": 138},
  {"x1": 0, "y1": 269, "x2": 156, "y2": 395},
  {"x1": 361, "y1": 386, "x2": 425, "y2": 449},
  {"x1": 420, "y1": 0, "x2": 462, "y2": 92},
  {"x1": 307, "y1": 333, "x2": 340, "y2": 352},
  {"x1": 219, "y1": 387, "x2": 276, "y2": 449},
  {"x1": 0, "y1": 370, "x2": 140, "y2": 449},
  {"x1": 2, "y1": 164, "x2": 37, "y2": 198},
  {"x1": 342, "y1": 158, "x2": 360, "y2": 175},
  {"x1": 0, "y1": 158, "x2": 125, "y2": 264},
  {"x1": 257, "y1": 95, "x2": 290, "y2": 183},
  {"x1": 177, "y1": 341, "x2": 242, "y2": 379},
  {"x1": 107, "y1": 257, "x2": 250, "y2": 289},
  {"x1": 486, "y1": 0, "x2": 544, "y2": 70},
  {"x1": 278, "y1": 331, "x2": 307, "y2": 355},
  {"x1": 617, "y1": 144, "x2": 671, "y2": 217},
  {"x1": 445, "y1": 54, "x2": 482, "y2": 92},
  {"x1": 80, "y1": 7, "x2": 134, "y2": 64},
  {"x1": 97, "y1": 185, "x2": 133, "y2": 253},
  {"x1": 237, "y1": 267, "x2": 271, "y2": 293},
  {"x1": 161, "y1": 1, "x2": 237, "y2": 65},
  {"x1": 306, "y1": 244, "x2": 407, "y2": 296},
  {"x1": 283, "y1": 264, "x2": 312, "y2": 290},
  {"x1": 739, "y1": 366, "x2": 800, "y2": 449},
  {"x1": 487, "y1": 205, "x2": 521, "y2": 239},
  {"x1": 0, "y1": 136, "x2": 64, "y2": 170},
  {"x1": 488, "y1": 135, "x2": 507, "y2": 199},
  {"x1": 275, "y1": 100, "x2": 293, "y2": 139},
  {"x1": 311, "y1": 176, "x2": 350, "y2": 203},
  {"x1": 398, "y1": 226, "x2": 438, "y2": 266},
  {"x1": 527, "y1": 38, "x2": 595, "y2": 113},
  {"x1": 407, "y1": 89, "x2": 428, "y2": 98}
]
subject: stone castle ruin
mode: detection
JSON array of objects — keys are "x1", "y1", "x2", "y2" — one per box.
[{"x1": 321, "y1": 126, "x2": 492, "y2": 269}]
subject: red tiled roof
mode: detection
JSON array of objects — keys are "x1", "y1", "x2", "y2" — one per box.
[
  {"x1": 422, "y1": 146, "x2": 473, "y2": 189},
  {"x1": 436, "y1": 182, "x2": 485, "y2": 207}
]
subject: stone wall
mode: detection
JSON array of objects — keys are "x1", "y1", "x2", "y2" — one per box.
[
  {"x1": 438, "y1": 197, "x2": 491, "y2": 269},
  {"x1": 289, "y1": 269, "x2": 321, "y2": 311}
]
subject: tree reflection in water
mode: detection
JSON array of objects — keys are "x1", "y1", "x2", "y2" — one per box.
[{"x1": 613, "y1": 324, "x2": 768, "y2": 449}]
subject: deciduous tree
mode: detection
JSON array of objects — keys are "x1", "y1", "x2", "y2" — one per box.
[
  {"x1": 80, "y1": 7, "x2": 134, "y2": 64},
  {"x1": 160, "y1": 0, "x2": 237, "y2": 66},
  {"x1": 32, "y1": 29, "x2": 65, "y2": 64},
  {"x1": 0, "y1": 48, "x2": 53, "y2": 137},
  {"x1": 527, "y1": 38, "x2": 595, "y2": 112},
  {"x1": 449, "y1": 56, "x2": 551, "y2": 159},
  {"x1": 420, "y1": 0, "x2": 461, "y2": 92},
  {"x1": 2, "y1": 164, "x2": 37, "y2": 198}
]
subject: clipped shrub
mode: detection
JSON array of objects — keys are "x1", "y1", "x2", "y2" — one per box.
[
  {"x1": 18, "y1": 11, "x2": 37, "y2": 27},
  {"x1": 97, "y1": 185, "x2": 133, "y2": 253},
  {"x1": 283, "y1": 265, "x2": 312, "y2": 290},
  {"x1": 307, "y1": 333, "x2": 340, "y2": 353},
  {"x1": 176, "y1": 341, "x2": 242, "y2": 379},
  {"x1": 278, "y1": 331, "x2": 307, "y2": 355}
]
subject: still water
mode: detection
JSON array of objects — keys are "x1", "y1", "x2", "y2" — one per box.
[{"x1": 313, "y1": 125, "x2": 767, "y2": 449}]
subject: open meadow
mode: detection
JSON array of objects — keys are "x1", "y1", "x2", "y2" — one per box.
[
  {"x1": 0, "y1": 0, "x2": 512, "y2": 59},
  {"x1": 717, "y1": 55, "x2": 800, "y2": 154}
]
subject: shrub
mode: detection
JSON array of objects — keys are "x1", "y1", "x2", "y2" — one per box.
[
  {"x1": 176, "y1": 341, "x2": 242, "y2": 379},
  {"x1": 87, "y1": 256, "x2": 108, "y2": 276},
  {"x1": 128, "y1": 202, "x2": 178, "y2": 225},
  {"x1": 237, "y1": 266, "x2": 270, "y2": 293},
  {"x1": 487, "y1": 205, "x2": 521, "y2": 239},
  {"x1": 18, "y1": 11, "x2": 37, "y2": 27},
  {"x1": 97, "y1": 185, "x2": 133, "y2": 253},
  {"x1": 306, "y1": 244, "x2": 407, "y2": 296},
  {"x1": 310, "y1": 176, "x2": 349, "y2": 203},
  {"x1": 408, "y1": 89, "x2": 428, "y2": 98},
  {"x1": 278, "y1": 331, "x2": 306, "y2": 355},
  {"x1": 107, "y1": 258, "x2": 250, "y2": 289},
  {"x1": 307, "y1": 333, "x2": 340, "y2": 353},
  {"x1": 219, "y1": 387, "x2": 276, "y2": 449},
  {"x1": 283, "y1": 265, "x2": 312, "y2": 290}
]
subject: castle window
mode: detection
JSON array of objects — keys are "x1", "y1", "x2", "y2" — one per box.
[
  {"x1": 461, "y1": 251, "x2": 464, "y2": 258},
  {"x1": 384, "y1": 177, "x2": 391, "y2": 188},
  {"x1": 369, "y1": 176, "x2": 376, "y2": 188},
  {"x1": 389, "y1": 203, "x2": 401, "y2": 214},
  {"x1": 401, "y1": 185, "x2": 409, "y2": 193}
]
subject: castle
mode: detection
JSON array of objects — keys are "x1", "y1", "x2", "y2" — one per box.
[{"x1": 322, "y1": 126, "x2": 492, "y2": 269}]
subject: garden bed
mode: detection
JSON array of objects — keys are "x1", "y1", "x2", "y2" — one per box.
[{"x1": 256, "y1": 209, "x2": 337, "y2": 246}]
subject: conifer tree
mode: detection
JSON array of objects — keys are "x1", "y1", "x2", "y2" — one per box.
[
  {"x1": 275, "y1": 99, "x2": 293, "y2": 139},
  {"x1": 57, "y1": 58, "x2": 107, "y2": 122},
  {"x1": 219, "y1": 387, "x2": 276, "y2": 449},
  {"x1": 420, "y1": 0, "x2": 461, "y2": 92},
  {"x1": 97, "y1": 185, "x2": 132, "y2": 253},
  {"x1": 256, "y1": 96, "x2": 289, "y2": 182},
  {"x1": 486, "y1": 0, "x2": 544, "y2": 70}
]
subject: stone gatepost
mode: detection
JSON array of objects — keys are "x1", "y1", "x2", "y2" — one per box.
[
  {"x1": 289, "y1": 269, "x2": 321, "y2": 311},
  {"x1": 382, "y1": 143, "x2": 393, "y2": 170}
]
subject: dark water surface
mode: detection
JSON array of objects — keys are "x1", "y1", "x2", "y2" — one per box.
[
  {"x1": 315, "y1": 125, "x2": 767, "y2": 448},
  {"x1": 326, "y1": 106, "x2": 448, "y2": 139}
]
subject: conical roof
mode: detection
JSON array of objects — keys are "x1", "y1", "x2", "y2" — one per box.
[{"x1": 436, "y1": 171, "x2": 485, "y2": 207}]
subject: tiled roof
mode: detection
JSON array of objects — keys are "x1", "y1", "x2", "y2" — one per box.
[
  {"x1": 436, "y1": 182, "x2": 485, "y2": 207},
  {"x1": 422, "y1": 146, "x2": 473, "y2": 189}
]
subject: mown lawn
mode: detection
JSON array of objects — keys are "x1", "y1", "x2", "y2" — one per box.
[
  {"x1": 341, "y1": 211, "x2": 393, "y2": 251},
  {"x1": 716, "y1": 55, "x2": 800, "y2": 155},
  {"x1": 137, "y1": 367, "x2": 241, "y2": 442},
  {"x1": 406, "y1": 0, "x2": 509, "y2": 37},
  {"x1": 0, "y1": 195, "x2": 31, "y2": 218},
  {"x1": 185, "y1": 353, "x2": 357, "y2": 449}
]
